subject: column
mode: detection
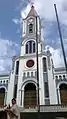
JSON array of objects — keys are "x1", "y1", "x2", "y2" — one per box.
[
  {"x1": 22, "y1": 90, "x2": 24, "y2": 107},
  {"x1": 57, "y1": 88, "x2": 61, "y2": 104},
  {"x1": 4, "y1": 91, "x2": 7, "y2": 106},
  {"x1": 36, "y1": 87, "x2": 38, "y2": 107},
  {"x1": 20, "y1": 90, "x2": 24, "y2": 107}
]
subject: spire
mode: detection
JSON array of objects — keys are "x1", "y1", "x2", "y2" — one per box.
[{"x1": 27, "y1": 5, "x2": 38, "y2": 18}]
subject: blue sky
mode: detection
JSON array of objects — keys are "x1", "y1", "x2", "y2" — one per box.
[
  {"x1": 0, "y1": 0, "x2": 21, "y2": 43},
  {"x1": 0, "y1": 0, "x2": 22, "y2": 73},
  {"x1": 0, "y1": 0, "x2": 67, "y2": 73}
]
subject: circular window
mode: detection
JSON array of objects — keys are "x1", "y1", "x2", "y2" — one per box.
[{"x1": 26, "y1": 60, "x2": 34, "y2": 68}]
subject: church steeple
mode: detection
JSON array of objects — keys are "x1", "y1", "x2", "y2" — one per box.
[
  {"x1": 22, "y1": 6, "x2": 41, "y2": 41},
  {"x1": 21, "y1": 5, "x2": 42, "y2": 56},
  {"x1": 27, "y1": 5, "x2": 38, "y2": 18}
]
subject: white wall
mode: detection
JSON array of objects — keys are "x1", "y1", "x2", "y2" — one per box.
[
  {"x1": 38, "y1": 56, "x2": 45, "y2": 105},
  {"x1": 47, "y1": 56, "x2": 58, "y2": 104},
  {"x1": 7, "y1": 72, "x2": 15, "y2": 105}
]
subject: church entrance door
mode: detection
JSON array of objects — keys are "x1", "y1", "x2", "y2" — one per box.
[
  {"x1": 0, "y1": 88, "x2": 5, "y2": 107},
  {"x1": 60, "y1": 84, "x2": 67, "y2": 105},
  {"x1": 24, "y1": 83, "x2": 37, "y2": 108}
]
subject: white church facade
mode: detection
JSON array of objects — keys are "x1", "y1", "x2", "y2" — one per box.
[{"x1": 0, "y1": 6, "x2": 67, "y2": 108}]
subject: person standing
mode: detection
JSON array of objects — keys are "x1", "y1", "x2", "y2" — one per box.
[{"x1": 5, "y1": 98, "x2": 20, "y2": 119}]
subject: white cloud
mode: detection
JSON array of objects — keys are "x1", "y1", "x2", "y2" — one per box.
[
  {"x1": 21, "y1": 4, "x2": 31, "y2": 18},
  {"x1": 21, "y1": 0, "x2": 59, "y2": 19},
  {"x1": 46, "y1": 45, "x2": 65, "y2": 68},
  {"x1": 12, "y1": 18, "x2": 20, "y2": 25},
  {"x1": 0, "y1": 39, "x2": 19, "y2": 73},
  {"x1": 21, "y1": 0, "x2": 67, "y2": 25}
]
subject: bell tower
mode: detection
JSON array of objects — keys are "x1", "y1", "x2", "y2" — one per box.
[
  {"x1": 20, "y1": 5, "x2": 42, "y2": 57},
  {"x1": 17, "y1": 6, "x2": 44, "y2": 107}
]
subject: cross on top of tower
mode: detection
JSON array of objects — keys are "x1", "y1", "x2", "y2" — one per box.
[{"x1": 29, "y1": 0, "x2": 34, "y2": 7}]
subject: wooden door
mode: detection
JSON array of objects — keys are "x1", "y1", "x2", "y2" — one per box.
[
  {"x1": 24, "y1": 83, "x2": 37, "y2": 108},
  {"x1": 60, "y1": 84, "x2": 67, "y2": 105},
  {"x1": 60, "y1": 90, "x2": 67, "y2": 105},
  {"x1": 0, "y1": 88, "x2": 5, "y2": 107}
]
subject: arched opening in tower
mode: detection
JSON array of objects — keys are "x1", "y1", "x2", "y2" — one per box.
[
  {"x1": 60, "y1": 84, "x2": 67, "y2": 105},
  {"x1": 24, "y1": 83, "x2": 37, "y2": 108},
  {"x1": 0, "y1": 88, "x2": 5, "y2": 107}
]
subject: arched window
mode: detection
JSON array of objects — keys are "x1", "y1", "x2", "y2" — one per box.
[
  {"x1": 27, "y1": 72, "x2": 29, "y2": 77},
  {"x1": 29, "y1": 23, "x2": 33, "y2": 33},
  {"x1": 59, "y1": 75, "x2": 62, "y2": 80},
  {"x1": 55, "y1": 76, "x2": 58, "y2": 80},
  {"x1": 31, "y1": 72, "x2": 33, "y2": 77},
  {"x1": 26, "y1": 42, "x2": 28, "y2": 54},
  {"x1": 3, "y1": 80, "x2": 5, "y2": 84},
  {"x1": 26, "y1": 40, "x2": 35, "y2": 54},
  {"x1": 63, "y1": 75, "x2": 66, "y2": 79},
  {"x1": 23, "y1": 72, "x2": 26, "y2": 78},
  {"x1": 43, "y1": 57, "x2": 47, "y2": 72},
  {"x1": 6, "y1": 80, "x2": 8, "y2": 84}
]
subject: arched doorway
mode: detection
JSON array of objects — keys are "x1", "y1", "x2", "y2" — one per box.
[
  {"x1": 60, "y1": 84, "x2": 67, "y2": 105},
  {"x1": 0, "y1": 88, "x2": 5, "y2": 107},
  {"x1": 24, "y1": 83, "x2": 37, "y2": 108}
]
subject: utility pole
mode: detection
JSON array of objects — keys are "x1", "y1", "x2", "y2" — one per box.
[
  {"x1": 54, "y1": 4, "x2": 67, "y2": 74},
  {"x1": 36, "y1": 16, "x2": 40, "y2": 113}
]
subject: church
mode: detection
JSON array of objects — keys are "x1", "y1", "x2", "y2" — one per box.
[{"x1": 0, "y1": 6, "x2": 67, "y2": 110}]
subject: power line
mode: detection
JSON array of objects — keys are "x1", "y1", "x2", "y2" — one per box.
[
  {"x1": 36, "y1": 16, "x2": 40, "y2": 114},
  {"x1": 54, "y1": 4, "x2": 67, "y2": 74}
]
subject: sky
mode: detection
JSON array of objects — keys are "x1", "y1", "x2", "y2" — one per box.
[{"x1": 0, "y1": 0, "x2": 67, "y2": 73}]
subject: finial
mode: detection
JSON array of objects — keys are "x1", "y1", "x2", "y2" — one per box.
[
  {"x1": 29, "y1": 0, "x2": 34, "y2": 8},
  {"x1": 31, "y1": 5, "x2": 34, "y2": 8}
]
